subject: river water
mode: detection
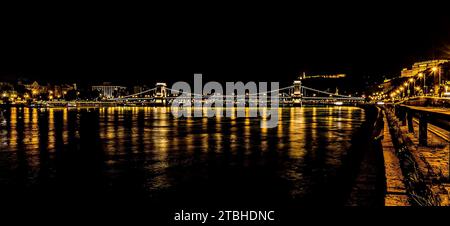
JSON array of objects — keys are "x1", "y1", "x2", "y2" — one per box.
[{"x1": 0, "y1": 106, "x2": 370, "y2": 210}]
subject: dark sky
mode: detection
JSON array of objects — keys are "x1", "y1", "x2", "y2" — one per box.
[{"x1": 1, "y1": 3, "x2": 449, "y2": 88}]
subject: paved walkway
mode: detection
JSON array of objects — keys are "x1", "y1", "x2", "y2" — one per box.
[
  {"x1": 382, "y1": 113, "x2": 409, "y2": 206},
  {"x1": 403, "y1": 118, "x2": 450, "y2": 205},
  {"x1": 409, "y1": 119, "x2": 449, "y2": 179}
]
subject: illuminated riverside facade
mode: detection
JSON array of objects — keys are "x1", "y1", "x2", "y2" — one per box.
[
  {"x1": 1, "y1": 81, "x2": 77, "y2": 103},
  {"x1": 400, "y1": 59, "x2": 449, "y2": 78},
  {"x1": 369, "y1": 59, "x2": 450, "y2": 100},
  {"x1": 92, "y1": 84, "x2": 127, "y2": 98}
]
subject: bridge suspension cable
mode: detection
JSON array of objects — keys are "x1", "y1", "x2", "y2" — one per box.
[
  {"x1": 114, "y1": 84, "x2": 360, "y2": 100},
  {"x1": 111, "y1": 87, "x2": 158, "y2": 100},
  {"x1": 166, "y1": 85, "x2": 295, "y2": 98},
  {"x1": 301, "y1": 86, "x2": 354, "y2": 98}
]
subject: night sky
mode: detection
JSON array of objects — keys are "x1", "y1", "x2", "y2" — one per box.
[{"x1": 1, "y1": 4, "x2": 449, "y2": 88}]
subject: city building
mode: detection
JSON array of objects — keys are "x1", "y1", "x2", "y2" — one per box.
[
  {"x1": 400, "y1": 59, "x2": 449, "y2": 78},
  {"x1": 48, "y1": 84, "x2": 77, "y2": 99},
  {"x1": 298, "y1": 72, "x2": 352, "y2": 96},
  {"x1": 92, "y1": 83, "x2": 127, "y2": 98},
  {"x1": 133, "y1": 85, "x2": 144, "y2": 94},
  {"x1": 300, "y1": 72, "x2": 346, "y2": 80},
  {"x1": 0, "y1": 82, "x2": 14, "y2": 92},
  {"x1": 24, "y1": 81, "x2": 48, "y2": 96}
]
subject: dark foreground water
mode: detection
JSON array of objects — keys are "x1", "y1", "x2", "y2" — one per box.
[{"x1": 0, "y1": 106, "x2": 380, "y2": 221}]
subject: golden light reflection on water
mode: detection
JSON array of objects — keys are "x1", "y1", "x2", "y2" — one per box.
[
  {"x1": 48, "y1": 109, "x2": 55, "y2": 152},
  {"x1": 63, "y1": 109, "x2": 68, "y2": 145},
  {"x1": 1, "y1": 106, "x2": 365, "y2": 194},
  {"x1": 1, "y1": 107, "x2": 365, "y2": 154},
  {"x1": 9, "y1": 108, "x2": 17, "y2": 149},
  {"x1": 287, "y1": 107, "x2": 304, "y2": 159}
]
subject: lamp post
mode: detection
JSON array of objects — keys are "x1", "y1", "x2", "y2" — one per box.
[
  {"x1": 409, "y1": 78, "x2": 415, "y2": 96},
  {"x1": 432, "y1": 66, "x2": 440, "y2": 85},
  {"x1": 432, "y1": 66, "x2": 438, "y2": 96},
  {"x1": 403, "y1": 82, "x2": 409, "y2": 98},
  {"x1": 419, "y1": 72, "x2": 426, "y2": 96},
  {"x1": 439, "y1": 67, "x2": 442, "y2": 97}
]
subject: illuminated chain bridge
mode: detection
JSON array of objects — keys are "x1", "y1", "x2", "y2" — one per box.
[{"x1": 109, "y1": 81, "x2": 365, "y2": 106}]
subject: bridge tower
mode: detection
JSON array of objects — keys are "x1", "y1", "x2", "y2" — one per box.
[
  {"x1": 293, "y1": 80, "x2": 302, "y2": 96},
  {"x1": 292, "y1": 80, "x2": 302, "y2": 106},
  {"x1": 155, "y1": 83, "x2": 167, "y2": 97},
  {"x1": 155, "y1": 83, "x2": 167, "y2": 105}
]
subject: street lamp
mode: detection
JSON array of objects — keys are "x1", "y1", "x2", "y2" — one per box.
[
  {"x1": 400, "y1": 87, "x2": 404, "y2": 98},
  {"x1": 418, "y1": 72, "x2": 427, "y2": 96},
  {"x1": 403, "y1": 82, "x2": 409, "y2": 97},
  {"x1": 409, "y1": 78, "x2": 415, "y2": 96},
  {"x1": 436, "y1": 66, "x2": 442, "y2": 97},
  {"x1": 431, "y1": 66, "x2": 442, "y2": 96}
]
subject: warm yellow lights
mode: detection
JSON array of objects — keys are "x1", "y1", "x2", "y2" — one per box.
[
  {"x1": 432, "y1": 67, "x2": 438, "y2": 72},
  {"x1": 409, "y1": 78, "x2": 414, "y2": 82},
  {"x1": 418, "y1": 73, "x2": 423, "y2": 78}
]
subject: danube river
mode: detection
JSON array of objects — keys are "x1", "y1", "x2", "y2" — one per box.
[{"x1": 0, "y1": 106, "x2": 382, "y2": 210}]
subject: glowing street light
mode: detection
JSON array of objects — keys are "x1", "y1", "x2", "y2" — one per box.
[
  {"x1": 420, "y1": 72, "x2": 428, "y2": 95},
  {"x1": 433, "y1": 66, "x2": 443, "y2": 96},
  {"x1": 409, "y1": 78, "x2": 415, "y2": 96}
]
